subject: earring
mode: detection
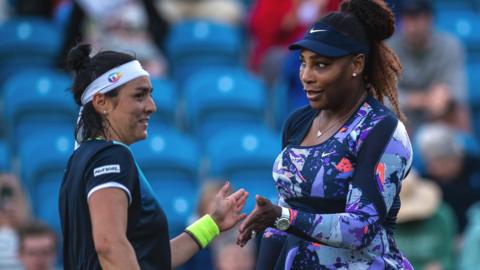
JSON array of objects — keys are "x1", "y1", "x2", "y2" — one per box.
[
  {"x1": 353, "y1": 73, "x2": 357, "y2": 77},
  {"x1": 103, "y1": 111, "x2": 107, "y2": 115}
]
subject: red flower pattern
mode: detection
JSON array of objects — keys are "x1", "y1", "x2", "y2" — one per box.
[{"x1": 336, "y1": 158, "x2": 353, "y2": 173}]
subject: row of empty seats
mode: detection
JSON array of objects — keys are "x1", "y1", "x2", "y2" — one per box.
[
  {"x1": 1, "y1": 62, "x2": 479, "y2": 148},
  {"x1": 0, "y1": 17, "x2": 247, "y2": 86},
  {"x1": 0, "y1": 66, "x2": 282, "y2": 154},
  {"x1": 1, "y1": 9, "x2": 479, "y2": 75},
  {"x1": 166, "y1": 20, "x2": 244, "y2": 87},
  {"x1": 0, "y1": 17, "x2": 62, "y2": 82},
  {"x1": 2, "y1": 14, "x2": 480, "y2": 136}
]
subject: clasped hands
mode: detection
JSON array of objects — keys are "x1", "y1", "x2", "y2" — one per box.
[{"x1": 208, "y1": 183, "x2": 281, "y2": 247}]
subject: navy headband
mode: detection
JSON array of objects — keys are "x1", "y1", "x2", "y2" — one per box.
[{"x1": 289, "y1": 21, "x2": 369, "y2": 57}]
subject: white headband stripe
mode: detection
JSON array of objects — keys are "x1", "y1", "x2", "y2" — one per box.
[{"x1": 81, "y1": 60, "x2": 149, "y2": 105}]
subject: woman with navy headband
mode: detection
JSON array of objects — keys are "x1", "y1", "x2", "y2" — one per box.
[
  {"x1": 59, "y1": 44, "x2": 248, "y2": 270},
  {"x1": 237, "y1": 0, "x2": 414, "y2": 269}
]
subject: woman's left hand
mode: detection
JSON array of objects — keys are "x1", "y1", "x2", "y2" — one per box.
[
  {"x1": 210, "y1": 182, "x2": 249, "y2": 232},
  {"x1": 236, "y1": 195, "x2": 281, "y2": 247}
]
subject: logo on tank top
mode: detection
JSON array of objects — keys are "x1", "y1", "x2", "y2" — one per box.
[
  {"x1": 108, "y1": 72, "x2": 122, "y2": 83},
  {"x1": 93, "y1": 164, "x2": 121, "y2": 177}
]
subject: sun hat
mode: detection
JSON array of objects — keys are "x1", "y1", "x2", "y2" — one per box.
[{"x1": 397, "y1": 170, "x2": 442, "y2": 223}]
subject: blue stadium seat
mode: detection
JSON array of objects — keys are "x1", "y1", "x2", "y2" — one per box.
[
  {"x1": 0, "y1": 139, "x2": 9, "y2": 172},
  {"x1": 434, "y1": 0, "x2": 474, "y2": 12},
  {"x1": 184, "y1": 67, "x2": 267, "y2": 140},
  {"x1": 150, "y1": 77, "x2": 176, "y2": 127},
  {"x1": 468, "y1": 62, "x2": 480, "y2": 101},
  {"x1": 436, "y1": 10, "x2": 480, "y2": 52},
  {"x1": 2, "y1": 69, "x2": 77, "y2": 155},
  {"x1": 271, "y1": 78, "x2": 291, "y2": 131},
  {"x1": 0, "y1": 17, "x2": 62, "y2": 81},
  {"x1": 206, "y1": 126, "x2": 280, "y2": 212},
  {"x1": 166, "y1": 20, "x2": 242, "y2": 86},
  {"x1": 130, "y1": 126, "x2": 201, "y2": 237},
  {"x1": 18, "y1": 127, "x2": 74, "y2": 233},
  {"x1": 467, "y1": 62, "x2": 480, "y2": 139}
]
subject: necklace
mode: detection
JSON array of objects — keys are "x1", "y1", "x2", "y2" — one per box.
[
  {"x1": 316, "y1": 113, "x2": 350, "y2": 138},
  {"x1": 316, "y1": 93, "x2": 367, "y2": 138}
]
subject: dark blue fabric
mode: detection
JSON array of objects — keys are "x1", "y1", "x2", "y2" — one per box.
[
  {"x1": 281, "y1": 105, "x2": 318, "y2": 149},
  {"x1": 353, "y1": 114, "x2": 398, "y2": 224},
  {"x1": 256, "y1": 231, "x2": 288, "y2": 270},
  {"x1": 59, "y1": 140, "x2": 171, "y2": 270},
  {"x1": 289, "y1": 21, "x2": 370, "y2": 56}
]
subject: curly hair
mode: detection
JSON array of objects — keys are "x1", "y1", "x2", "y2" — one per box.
[{"x1": 332, "y1": 0, "x2": 405, "y2": 122}]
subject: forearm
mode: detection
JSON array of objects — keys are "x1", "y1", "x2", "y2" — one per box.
[
  {"x1": 288, "y1": 208, "x2": 379, "y2": 249},
  {"x1": 170, "y1": 232, "x2": 200, "y2": 268},
  {"x1": 277, "y1": 195, "x2": 378, "y2": 249},
  {"x1": 96, "y1": 238, "x2": 140, "y2": 270},
  {"x1": 171, "y1": 213, "x2": 223, "y2": 268}
]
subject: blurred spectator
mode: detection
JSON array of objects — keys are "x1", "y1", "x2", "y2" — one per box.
[
  {"x1": 395, "y1": 171, "x2": 457, "y2": 270},
  {"x1": 248, "y1": 0, "x2": 341, "y2": 75},
  {"x1": 0, "y1": 0, "x2": 12, "y2": 22},
  {"x1": 388, "y1": 0, "x2": 469, "y2": 133},
  {"x1": 159, "y1": 0, "x2": 244, "y2": 26},
  {"x1": 416, "y1": 123, "x2": 480, "y2": 232},
  {"x1": 55, "y1": 0, "x2": 169, "y2": 76},
  {"x1": 212, "y1": 228, "x2": 256, "y2": 270},
  {"x1": 18, "y1": 221, "x2": 57, "y2": 270},
  {"x1": 0, "y1": 174, "x2": 31, "y2": 270},
  {"x1": 459, "y1": 202, "x2": 480, "y2": 270}
]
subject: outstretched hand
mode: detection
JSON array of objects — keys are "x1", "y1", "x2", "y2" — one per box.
[
  {"x1": 236, "y1": 195, "x2": 281, "y2": 247},
  {"x1": 209, "y1": 182, "x2": 248, "y2": 232}
]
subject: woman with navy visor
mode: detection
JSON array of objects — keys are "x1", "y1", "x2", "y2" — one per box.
[
  {"x1": 237, "y1": 0, "x2": 414, "y2": 269},
  {"x1": 59, "y1": 44, "x2": 248, "y2": 270}
]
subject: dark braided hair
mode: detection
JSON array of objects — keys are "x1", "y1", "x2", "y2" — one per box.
[
  {"x1": 67, "y1": 43, "x2": 136, "y2": 142},
  {"x1": 328, "y1": 0, "x2": 405, "y2": 122}
]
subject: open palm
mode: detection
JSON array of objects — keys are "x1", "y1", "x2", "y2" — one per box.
[{"x1": 210, "y1": 182, "x2": 248, "y2": 232}]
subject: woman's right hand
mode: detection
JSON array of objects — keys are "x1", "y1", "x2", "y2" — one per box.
[{"x1": 236, "y1": 195, "x2": 282, "y2": 247}]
